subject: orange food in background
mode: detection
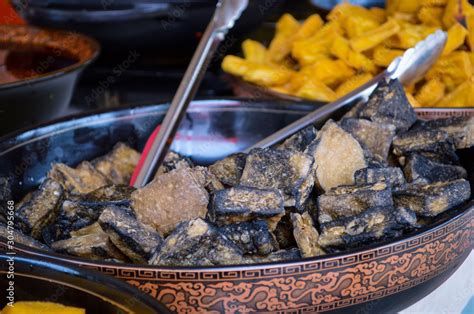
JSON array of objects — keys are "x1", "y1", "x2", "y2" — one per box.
[{"x1": 0, "y1": 0, "x2": 25, "y2": 25}]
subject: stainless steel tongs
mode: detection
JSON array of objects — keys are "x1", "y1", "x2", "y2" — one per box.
[{"x1": 132, "y1": 0, "x2": 248, "y2": 188}]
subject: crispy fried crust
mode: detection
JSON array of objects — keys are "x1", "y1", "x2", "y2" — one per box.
[
  {"x1": 209, "y1": 186, "x2": 285, "y2": 229},
  {"x1": 392, "y1": 128, "x2": 459, "y2": 165},
  {"x1": 0, "y1": 222, "x2": 51, "y2": 251},
  {"x1": 307, "y1": 120, "x2": 367, "y2": 192},
  {"x1": 291, "y1": 212, "x2": 325, "y2": 258},
  {"x1": 318, "y1": 206, "x2": 401, "y2": 249},
  {"x1": 219, "y1": 220, "x2": 278, "y2": 255},
  {"x1": 51, "y1": 227, "x2": 127, "y2": 261},
  {"x1": 15, "y1": 179, "x2": 63, "y2": 239},
  {"x1": 403, "y1": 154, "x2": 467, "y2": 184},
  {"x1": 241, "y1": 148, "x2": 314, "y2": 210},
  {"x1": 393, "y1": 179, "x2": 471, "y2": 216},
  {"x1": 317, "y1": 182, "x2": 393, "y2": 223},
  {"x1": 354, "y1": 167, "x2": 406, "y2": 188},
  {"x1": 53, "y1": 185, "x2": 134, "y2": 241},
  {"x1": 132, "y1": 167, "x2": 209, "y2": 236},
  {"x1": 209, "y1": 153, "x2": 246, "y2": 187},
  {"x1": 92, "y1": 143, "x2": 141, "y2": 185},
  {"x1": 340, "y1": 118, "x2": 396, "y2": 160},
  {"x1": 277, "y1": 125, "x2": 317, "y2": 152},
  {"x1": 155, "y1": 151, "x2": 194, "y2": 177},
  {"x1": 412, "y1": 116, "x2": 474, "y2": 149},
  {"x1": 48, "y1": 162, "x2": 110, "y2": 195},
  {"x1": 98, "y1": 206, "x2": 163, "y2": 263},
  {"x1": 359, "y1": 79, "x2": 417, "y2": 132},
  {"x1": 149, "y1": 218, "x2": 243, "y2": 266}
]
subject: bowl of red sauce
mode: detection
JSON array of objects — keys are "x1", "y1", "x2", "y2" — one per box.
[{"x1": 0, "y1": 25, "x2": 99, "y2": 135}]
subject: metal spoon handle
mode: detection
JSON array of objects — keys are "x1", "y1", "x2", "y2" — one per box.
[{"x1": 133, "y1": 0, "x2": 248, "y2": 188}]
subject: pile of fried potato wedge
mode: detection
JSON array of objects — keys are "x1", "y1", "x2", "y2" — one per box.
[{"x1": 222, "y1": 0, "x2": 473, "y2": 107}]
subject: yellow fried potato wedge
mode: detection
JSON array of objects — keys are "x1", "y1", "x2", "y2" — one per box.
[
  {"x1": 442, "y1": 23, "x2": 469, "y2": 56},
  {"x1": 269, "y1": 14, "x2": 300, "y2": 62},
  {"x1": 302, "y1": 59, "x2": 355, "y2": 87},
  {"x1": 295, "y1": 80, "x2": 337, "y2": 102},
  {"x1": 435, "y1": 78, "x2": 473, "y2": 107},
  {"x1": 336, "y1": 73, "x2": 373, "y2": 97},
  {"x1": 243, "y1": 64, "x2": 295, "y2": 87},
  {"x1": 2, "y1": 302, "x2": 85, "y2": 314},
  {"x1": 427, "y1": 51, "x2": 472, "y2": 91},
  {"x1": 331, "y1": 35, "x2": 378, "y2": 73},
  {"x1": 415, "y1": 78, "x2": 446, "y2": 106},
  {"x1": 420, "y1": 0, "x2": 448, "y2": 6},
  {"x1": 350, "y1": 18, "x2": 400, "y2": 52},
  {"x1": 373, "y1": 45, "x2": 404, "y2": 67},
  {"x1": 222, "y1": 55, "x2": 250, "y2": 77},
  {"x1": 417, "y1": 6, "x2": 444, "y2": 27},
  {"x1": 242, "y1": 39, "x2": 267, "y2": 63},
  {"x1": 387, "y1": 0, "x2": 421, "y2": 14}
]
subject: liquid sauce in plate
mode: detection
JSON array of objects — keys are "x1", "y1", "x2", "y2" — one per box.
[{"x1": 0, "y1": 46, "x2": 78, "y2": 85}]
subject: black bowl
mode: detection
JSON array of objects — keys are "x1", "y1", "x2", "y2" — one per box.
[
  {"x1": 0, "y1": 99, "x2": 472, "y2": 313},
  {"x1": 0, "y1": 253, "x2": 170, "y2": 313},
  {"x1": 0, "y1": 25, "x2": 99, "y2": 136}
]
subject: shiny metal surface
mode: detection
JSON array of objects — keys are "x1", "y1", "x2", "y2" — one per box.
[
  {"x1": 133, "y1": 0, "x2": 248, "y2": 187},
  {"x1": 247, "y1": 30, "x2": 448, "y2": 151}
]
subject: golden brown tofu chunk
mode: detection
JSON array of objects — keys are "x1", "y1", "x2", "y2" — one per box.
[
  {"x1": 131, "y1": 167, "x2": 209, "y2": 235},
  {"x1": 307, "y1": 120, "x2": 367, "y2": 192}
]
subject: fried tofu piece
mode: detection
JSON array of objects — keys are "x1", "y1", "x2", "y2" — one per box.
[
  {"x1": 131, "y1": 167, "x2": 209, "y2": 236},
  {"x1": 318, "y1": 206, "x2": 401, "y2": 249},
  {"x1": 209, "y1": 186, "x2": 285, "y2": 230},
  {"x1": 317, "y1": 182, "x2": 393, "y2": 224},
  {"x1": 245, "y1": 248, "x2": 301, "y2": 264},
  {"x1": 442, "y1": 23, "x2": 469, "y2": 56},
  {"x1": 209, "y1": 153, "x2": 246, "y2": 187},
  {"x1": 413, "y1": 117, "x2": 474, "y2": 149},
  {"x1": 51, "y1": 228, "x2": 127, "y2": 261},
  {"x1": 83, "y1": 185, "x2": 134, "y2": 204},
  {"x1": 330, "y1": 35, "x2": 378, "y2": 73},
  {"x1": 335, "y1": 73, "x2": 374, "y2": 97},
  {"x1": 393, "y1": 206, "x2": 419, "y2": 229},
  {"x1": 354, "y1": 167, "x2": 406, "y2": 188},
  {"x1": 291, "y1": 212, "x2": 325, "y2": 258},
  {"x1": 48, "y1": 162, "x2": 110, "y2": 195},
  {"x1": 393, "y1": 179, "x2": 471, "y2": 216},
  {"x1": 219, "y1": 221, "x2": 278, "y2": 255},
  {"x1": 240, "y1": 148, "x2": 314, "y2": 210},
  {"x1": 373, "y1": 46, "x2": 404, "y2": 67},
  {"x1": 359, "y1": 79, "x2": 417, "y2": 132},
  {"x1": 156, "y1": 151, "x2": 194, "y2": 176},
  {"x1": 307, "y1": 120, "x2": 367, "y2": 192},
  {"x1": 392, "y1": 128, "x2": 460, "y2": 165},
  {"x1": 277, "y1": 125, "x2": 317, "y2": 153},
  {"x1": 15, "y1": 179, "x2": 63, "y2": 239},
  {"x1": 98, "y1": 206, "x2": 163, "y2": 263},
  {"x1": 149, "y1": 218, "x2": 243, "y2": 266},
  {"x1": 53, "y1": 185, "x2": 134, "y2": 240},
  {"x1": 0, "y1": 222, "x2": 51, "y2": 251},
  {"x1": 92, "y1": 143, "x2": 140, "y2": 185},
  {"x1": 340, "y1": 118, "x2": 396, "y2": 160},
  {"x1": 404, "y1": 154, "x2": 467, "y2": 184}
]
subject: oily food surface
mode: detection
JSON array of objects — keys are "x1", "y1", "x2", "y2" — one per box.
[{"x1": 2, "y1": 79, "x2": 473, "y2": 267}]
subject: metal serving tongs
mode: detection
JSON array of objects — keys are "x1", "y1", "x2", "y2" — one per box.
[
  {"x1": 131, "y1": 0, "x2": 248, "y2": 188},
  {"x1": 245, "y1": 30, "x2": 448, "y2": 152}
]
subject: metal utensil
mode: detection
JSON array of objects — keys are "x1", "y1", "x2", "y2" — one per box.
[
  {"x1": 131, "y1": 0, "x2": 248, "y2": 188},
  {"x1": 246, "y1": 30, "x2": 447, "y2": 152}
]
